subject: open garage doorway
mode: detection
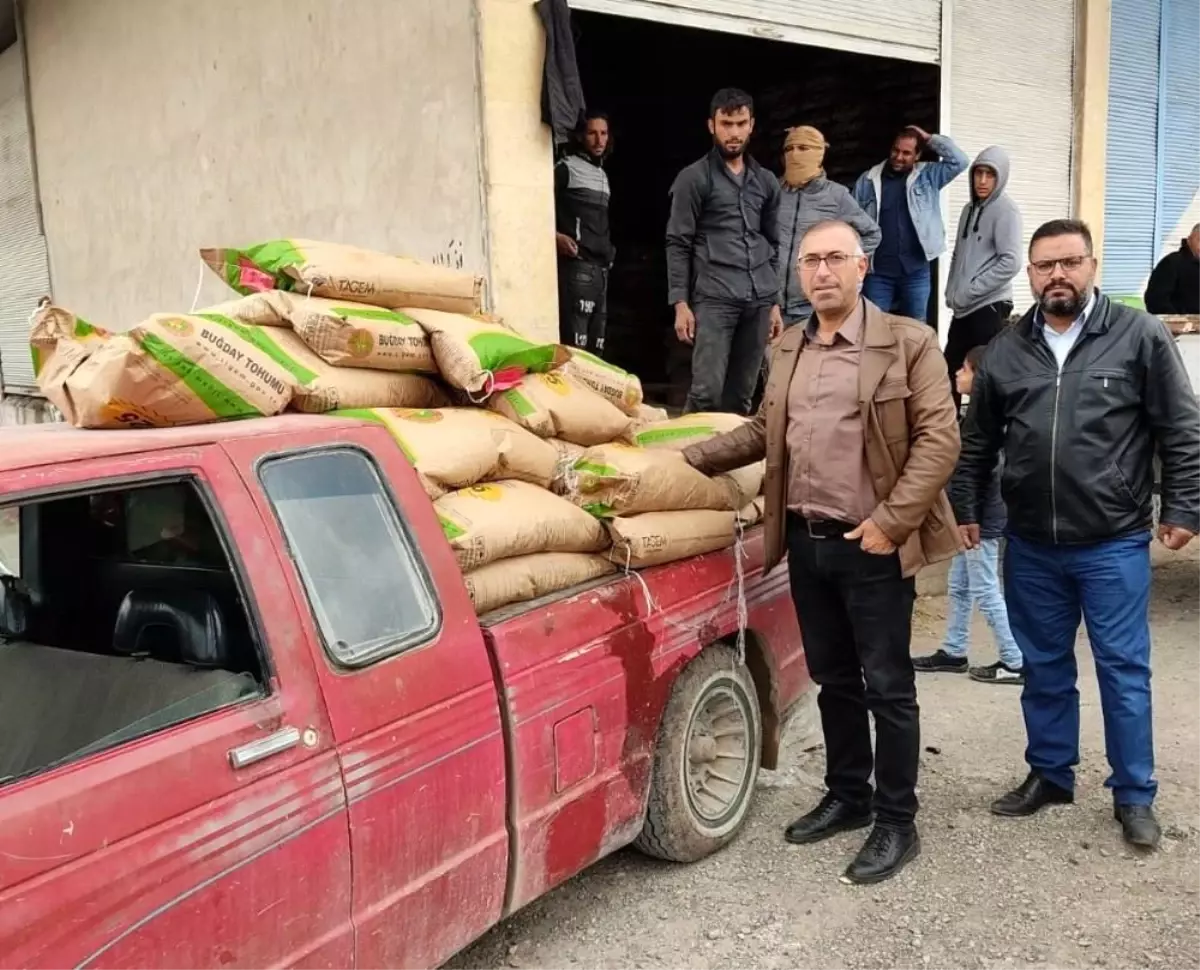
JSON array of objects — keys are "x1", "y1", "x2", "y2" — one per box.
[{"x1": 568, "y1": 10, "x2": 941, "y2": 407}]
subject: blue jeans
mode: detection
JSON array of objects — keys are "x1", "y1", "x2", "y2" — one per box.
[
  {"x1": 1004, "y1": 533, "x2": 1155, "y2": 806},
  {"x1": 941, "y1": 540, "x2": 1023, "y2": 668},
  {"x1": 863, "y1": 266, "x2": 931, "y2": 322}
]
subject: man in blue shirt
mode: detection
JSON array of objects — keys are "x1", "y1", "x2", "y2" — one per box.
[{"x1": 854, "y1": 126, "x2": 969, "y2": 323}]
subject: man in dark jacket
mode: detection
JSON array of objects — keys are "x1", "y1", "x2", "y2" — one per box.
[
  {"x1": 1144, "y1": 224, "x2": 1199, "y2": 315},
  {"x1": 666, "y1": 88, "x2": 783, "y2": 415},
  {"x1": 555, "y1": 112, "x2": 615, "y2": 355},
  {"x1": 951, "y1": 218, "x2": 1200, "y2": 850}
]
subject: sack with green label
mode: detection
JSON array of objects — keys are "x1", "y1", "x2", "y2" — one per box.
[
  {"x1": 403, "y1": 308, "x2": 568, "y2": 398},
  {"x1": 334, "y1": 407, "x2": 558, "y2": 499},
  {"x1": 200, "y1": 238, "x2": 482, "y2": 313},
  {"x1": 626, "y1": 411, "x2": 749, "y2": 450},
  {"x1": 565, "y1": 443, "x2": 736, "y2": 518},
  {"x1": 435, "y1": 480, "x2": 609, "y2": 571},
  {"x1": 30, "y1": 304, "x2": 295, "y2": 429},
  {"x1": 487, "y1": 371, "x2": 631, "y2": 446},
  {"x1": 562, "y1": 349, "x2": 644, "y2": 416}
]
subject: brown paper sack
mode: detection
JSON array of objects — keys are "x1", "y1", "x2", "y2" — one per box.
[
  {"x1": 31, "y1": 305, "x2": 293, "y2": 429},
  {"x1": 548, "y1": 438, "x2": 586, "y2": 495},
  {"x1": 563, "y1": 349, "x2": 644, "y2": 415},
  {"x1": 489, "y1": 372, "x2": 633, "y2": 446},
  {"x1": 337, "y1": 407, "x2": 558, "y2": 494},
  {"x1": 606, "y1": 510, "x2": 738, "y2": 568},
  {"x1": 628, "y1": 412, "x2": 749, "y2": 450},
  {"x1": 568, "y1": 443, "x2": 736, "y2": 517},
  {"x1": 630, "y1": 402, "x2": 670, "y2": 429},
  {"x1": 261, "y1": 328, "x2": 448, "y2": 413},
  {"x1": 436, "y1": 480, "x2": 609, "y2": 571},
  {"x1": 199, "y1": 290, "x2": 293, "y2": 327},
  {"x1": 738, "y1": 496, "x2": 766, "y2": 526},
  {"x1": 465, "y1": 552, "x2": 617, "y2": 615},
  {"x1": 718, "y1": 460, "x2": 766, "y2": 510}
]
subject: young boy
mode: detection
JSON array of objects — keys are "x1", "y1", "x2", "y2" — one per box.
[{"x1": 913, "y1": 345, "x2": 1025, "y2": 684}]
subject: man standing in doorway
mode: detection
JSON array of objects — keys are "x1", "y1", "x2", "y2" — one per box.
[
  {"x1": 943, "y1": 146, "x2": 1023, "y2": 410},
  {"x1": 951, "y1": 219, "x2": 1200, "y2": 849},
  {"x1": 666, "y1": 88, "x2": 783, "y2": 414},
  {"x1": 778, "y1": 126, "x2": 881, "y2": 327},
  {"x1": 853, "y1": 126, "x2": 969, "y2": 323},
  {"x1": 1144, "y1": 223, "x2": 1199, "y2": 315},
  {"x1": 555, "y1": 111, "x2": 615, "y2": 356},
  {"x1": 683, "y1": 220, "x2": 961, "y2": 884}
]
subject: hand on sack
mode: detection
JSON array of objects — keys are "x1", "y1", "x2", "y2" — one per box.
[
  {"x1": 845, "y1": 518, "x2": 897, "y2": 555},
  {"x1": 958, "y1": 524, "x2": 981, "y2": 550},
  {"x1": 1158, "y1": 524, "x2": 1197, "y2": 551}
]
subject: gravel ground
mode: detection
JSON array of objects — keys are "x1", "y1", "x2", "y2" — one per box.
[{"x1": 450, "y1": 544, "x2": 1200, "y2": 970}]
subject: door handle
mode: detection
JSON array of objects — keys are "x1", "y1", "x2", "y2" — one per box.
[{"x1": 229, "y1": 726, "x2": 301, "y2": 769}]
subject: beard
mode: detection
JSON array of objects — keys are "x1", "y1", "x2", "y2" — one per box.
[
  {"x1": 1037, "y1": 282, "x2": 1088, "y2": 317},
  {"x1": 716, "y1": 140, "x2": 745, "y2": 160}
]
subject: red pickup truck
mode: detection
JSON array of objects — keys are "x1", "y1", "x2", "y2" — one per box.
[{"x1": 0, "y1": 414, "x2": 807, "y2": 969}]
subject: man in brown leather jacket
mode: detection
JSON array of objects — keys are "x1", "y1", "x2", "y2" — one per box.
[{"x1": 683, "y1": 219, "x2": 961, "y2": 884}]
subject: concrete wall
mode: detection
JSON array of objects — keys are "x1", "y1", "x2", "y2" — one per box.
[
  {"x1": 22, "y1": 0, "x2": 488, "y2": 323},
  {"x1": 1073, "y1": 0, "x2": 1111, "y2": 283},
  {"x1": 477, "y1": 0, "x2": 559, "y2": 342}
]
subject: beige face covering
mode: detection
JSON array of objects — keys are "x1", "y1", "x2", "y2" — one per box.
[{"x1": 782, "y1": 126, "x2": 828, "y2": 188}]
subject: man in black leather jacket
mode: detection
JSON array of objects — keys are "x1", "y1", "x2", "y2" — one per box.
[{"x1": 950, "y1": 219, "x2": 1200, "y2": 850}]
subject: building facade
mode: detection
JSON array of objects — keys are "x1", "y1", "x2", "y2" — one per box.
[{"x1": 0, "y1": 0, "x2": 1182, "y2": 420}]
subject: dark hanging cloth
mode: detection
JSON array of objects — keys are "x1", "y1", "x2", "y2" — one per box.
[{"x1": 535, "y1": 0, "x2": 586, "y2": 147}]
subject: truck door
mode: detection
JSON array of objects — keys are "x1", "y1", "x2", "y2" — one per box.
[
  {"x1": 0, "y1": 446, "x2": 352, "y2": 969},
  {"x1": 223, "y1": 429, "x2": 509, "y2": 969}
]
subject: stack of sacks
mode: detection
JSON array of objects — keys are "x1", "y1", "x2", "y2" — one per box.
[{"x1": 558, "y1": 413, "x2": 767, "y2": 569}]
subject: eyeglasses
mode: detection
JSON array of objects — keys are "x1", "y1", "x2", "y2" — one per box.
[
  {"x1": 798, "y1": 252, "x2": 862, "y2": 271},
  {"x1": 1030, "y1": 255, "x2": 1090, "y2": 275}
]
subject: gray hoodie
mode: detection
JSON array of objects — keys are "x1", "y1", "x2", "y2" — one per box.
[{"x1": 945, "y1": 146, "x2": 1023, "y2": 317}]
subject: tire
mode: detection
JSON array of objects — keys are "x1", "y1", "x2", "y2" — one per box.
[{"x1": 634, "y1": 643, "x2": 763, "y2": 863}]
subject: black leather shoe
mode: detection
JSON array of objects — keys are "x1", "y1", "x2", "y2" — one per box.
[
  {"x1": 784, "y1": 793, "x2": 872, "y2": 845},
  {"x1": 1115, "y1": 804, "x2": 1161, "y2": 849},
  {"x1": 842, "y1": 824, "x2": 921, "y2": 885},
  {"x1": 990, "y1": 772, "x2": 1074, "y2": 817}
]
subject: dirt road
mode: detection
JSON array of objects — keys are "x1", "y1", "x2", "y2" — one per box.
[{"x1": 451, "y1": 545, "x2": 1200, "y2": 970}]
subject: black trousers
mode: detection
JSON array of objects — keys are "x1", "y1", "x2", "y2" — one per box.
[
  {"x1": 685, "y1": 299, "x2": 774, "y2": 416},
  {"x1": 558, "y1": 259, "x2": 609, "y2": 355},
  {"x1": 786, "y1": 514, "x2": 919, "y2": 827},
  {"x1": 944, "y1": 300, "x2": 1013, "y2": 411}
]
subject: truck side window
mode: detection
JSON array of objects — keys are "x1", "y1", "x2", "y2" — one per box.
[
  {"x1": 260, "y1": 449, "x2": 439, "y2": 667},
  {"x1": 0, "y1": 480, "x2": 263, "y2": 787}
]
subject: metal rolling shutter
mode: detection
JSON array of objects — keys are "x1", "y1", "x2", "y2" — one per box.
[
  {"x1": 568, "y1": 0, "x2": 942, "y2": 64},
  {"x1": 945, "y1": 0, "x2": 1076, "y2": 310},
  {"x1": 1102, "y1": 0, "x2": 1162, "y2": 298},
  {"x1": 0, "y1": 43, "x2": 51, "y2": 394},
  {"x1": 1157, "y1": 0, "x2": 1199, "y2": 258}
]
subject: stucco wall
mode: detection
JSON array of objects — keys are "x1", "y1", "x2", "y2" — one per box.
[{"x1": 22, "y1": 0, "x2": 488, "y2": 323}]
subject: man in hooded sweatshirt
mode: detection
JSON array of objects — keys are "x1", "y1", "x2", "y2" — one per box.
[
  {"x1": 943, "y1": 146, "x2": 1023, "y2": 410},
  {"x1": 777, "y1": 126, "x2": 881, "y2": 327}
]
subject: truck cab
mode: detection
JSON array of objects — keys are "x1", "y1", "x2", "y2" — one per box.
[{"x1": 0, "y1": 416, "x2": 807, "y2": 968}]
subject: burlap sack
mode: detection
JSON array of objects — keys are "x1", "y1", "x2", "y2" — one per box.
[
  {"x1": 403, "y1": 308, "x2": 568, "y2": 397},
  {"x1": 567, "y1": 443, "x2": 735, "y2": 518},
  {"x1": 738, "y1": 496, "x2": 766, "y2": 526},
  {"x1": 200, "y1": 238, "x2": 482, "y2": 313},
  {"x1": 563, "y1": 349, "x2": 643, "y2": 416},
  {"x1": 249, "y1": 326, "x2": 448, "y2": 413},
  {"x1": 31, "y1": 305, "x2": 295, "y2": 429},
  {"x1": 606, "y1": 510, "x2": 738, "y2": 568},
  {"x1": 629, "y1": 412, "x2": 748, "y2": 450},
  {"x1": 436, "y1": 480, "x2": 609, "y2": 571},
  {"x1": 719, "y1": 460, "x2": 766, "y2": 510},
  {"x1": 334, "y1": 407, "x2": 558, "y2": 497},
  {"x1": 488, "y1": 372, "x2": 632, "y2": 446},
  {"x1": 465, "y1": 552, "x2": 617, "y2": 614},
  {"x1": 548, "y1": 438, "x2": 586, "y2": 495}
]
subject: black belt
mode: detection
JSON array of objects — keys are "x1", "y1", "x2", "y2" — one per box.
[{"x1": 793, "y1": 514, "x2": 856, "y2": 540}]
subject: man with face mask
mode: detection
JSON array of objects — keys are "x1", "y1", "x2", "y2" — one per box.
[
  {"x1": 951, "y1": 219, "x2": 1200, "y2": 851},
  {"x1": 666, "y1": 88, "x2": 783, "y2": 415},
  {"x1": 943, "y1": 146, "x2": 1023, "y2": 410},
  {"x1": 853, "y1": 126, "x2": 969, "y2": 323},
  {"x1": 777, "y1": 126, "x2": 881, "y2": 328}
]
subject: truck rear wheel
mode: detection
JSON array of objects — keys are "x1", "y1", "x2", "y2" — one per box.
[{"x1": 635, "y1": 644, "x2": 762, "y2": 863}]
